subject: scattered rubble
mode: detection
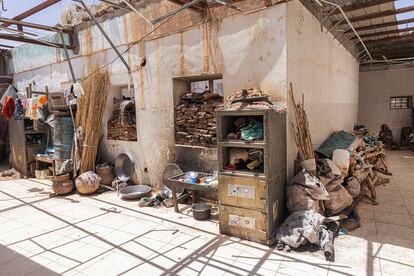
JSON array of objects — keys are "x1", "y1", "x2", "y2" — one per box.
[{"x1": 0, "y1": 168, "x2": 21, "y2": 181}]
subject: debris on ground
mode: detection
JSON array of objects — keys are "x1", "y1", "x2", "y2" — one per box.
[
  {"x1": 138, "y1": 197, "x2": 157, "y2": 207},
  {"x1": 0, "y1": 168, "x2": 22, "y2": 181},
  {"x1": 277, "y1": 88, "x2": 392, "y2": 262},
  {"x1": 379, "y1": 123, "x2": 398, "y2": 149},
  {"x1": 227, "y1": 88, "x2": 286, "y2": 111},
  {"x1": 138, "y1": 190, "x2": 174, "y2": 208},
  {"x1": 276, "y1": 210, "x2": 326, "y2": 249}
]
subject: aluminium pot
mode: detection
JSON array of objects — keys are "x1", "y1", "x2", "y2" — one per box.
[{"x1": 192, "y1": 203, "x2": 212, "y2": 221}]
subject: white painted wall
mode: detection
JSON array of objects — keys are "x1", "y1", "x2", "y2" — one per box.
[
  {"x1": 10, "y1": 1, "x2": 361, "y2": 185},
  {"x1": 11, "y1": 3, "x2": 288, "y2": 187},
  {"x1": 359, "y1": 67, "x2": 414, "y2": 143},
  {"x1": 286, "y1": 1, "x2": 359, "y2": 175}
]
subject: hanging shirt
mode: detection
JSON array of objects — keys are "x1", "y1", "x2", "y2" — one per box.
[{"x1": 1, "y1": 96, "x2": 15, "y2": 121}]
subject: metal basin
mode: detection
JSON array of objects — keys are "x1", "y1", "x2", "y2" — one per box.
[
  {"x1": 119, "y1": 185, "x2": 151, "y2": 200},
  {"x1": 115, "y1": 153, "x2": 133, "y2": 182}
]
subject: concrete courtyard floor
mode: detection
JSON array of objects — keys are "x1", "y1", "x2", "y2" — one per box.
[{"x1": 0, "y1": 150, "x2": 413, "y2": 276}]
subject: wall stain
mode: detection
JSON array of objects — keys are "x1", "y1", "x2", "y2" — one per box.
[
  {"x1": 296, "y1": 8, "x2": 304, "y2": 36},
  {"x1": 203, "y1": 22, "x2": 210, "y2": 73},
  {"x1": 179, "y1": 32, "x2": 187, "y2": 75},
  {"x1": 84, "y1": 27, "x2": 93, "y2": 56},
  {"x1": 122, "y1": 15, "x2": 129, "y2": 43},
  {"x1": 139, "y1": 67, "x2": 145, "y2": 110},
  {"x1": 209, "y1": 18, "x2": 224, "y2": 74}
]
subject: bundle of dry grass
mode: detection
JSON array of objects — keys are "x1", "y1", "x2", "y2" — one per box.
[
  {"x1": 76, "y1": 65, "x2": 109, "y2": 174},
  {"x1": 288, "y1": 83, "x2": 315, "y2": 173}
]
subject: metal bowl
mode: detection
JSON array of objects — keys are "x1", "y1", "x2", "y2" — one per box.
[
  {"x1": 119, "y1": 185, "x2": 151, "y2": 200},
  {"x1": 115, "y1": 153, "x2": 133, "y2": 182}
]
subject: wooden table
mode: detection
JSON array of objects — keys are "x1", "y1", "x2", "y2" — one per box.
[
  {"x1": 168, "y1": 173, "x2": 218, "y2": 213},
  {"x1": 34, "y1": 155, "x2": 56, "y2": 177}
]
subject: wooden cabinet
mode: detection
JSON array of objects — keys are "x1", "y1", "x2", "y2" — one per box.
[
  {"x1": 219, "y1": 205, "x2": 268, "y2": 243},
  {"x1": 219, "y1": 175, "x2": 266, "y2": 210},
  {"x1": 9, "y1": 118, "x2": 48, "y2": 176},
  {"x1": 217, "y1": 109, "x2": 286, "y2": 245}
]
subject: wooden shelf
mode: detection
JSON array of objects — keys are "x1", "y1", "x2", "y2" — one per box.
[
  {"x1": 218, "y1": 140, "x2": 265, "y2": 148},
  {"x1": 174, "y1": 144, "x2": 217, "y2": 150}
]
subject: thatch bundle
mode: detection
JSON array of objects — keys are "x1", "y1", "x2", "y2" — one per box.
[{"x1": 76, "y1": 66, "x2": 109, "y2": 173}]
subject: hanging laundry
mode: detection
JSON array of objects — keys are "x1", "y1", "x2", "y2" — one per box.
[
  {"x1": 38, "y1": 95, "x2": 48, "y2": 105},
  {"x1": 0, "y1": 85, "x2": 18, "y2": 106},
  {"x1": 1, "y1": 96, "x2": 15, "y2": 121},
  {"x1": 22, "y1": 98, "x2": 29, "y2": 109},
  {"x1": 14, "y1": 98, "x2": 25, "y2": 120},
  {"x1": 25, "y1": 97, "x2": 42, "y2": 120}
]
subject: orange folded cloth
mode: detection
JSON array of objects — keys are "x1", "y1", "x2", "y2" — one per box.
[{"x1": 38, "y1": 95, "x2": 48, "y2": 105}]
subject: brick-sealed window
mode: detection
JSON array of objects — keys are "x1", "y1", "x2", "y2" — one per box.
[
  {"x1": 390, "y1": 96, "x2": 412, "y2": 109},
  {"x1": 190, "y1": 79, "x2": 224, "y2": 95}
]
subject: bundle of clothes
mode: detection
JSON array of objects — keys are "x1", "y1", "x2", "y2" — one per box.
[
  {"x1": 225, "y1": 148, "x2": 264, "y2": 171},
  {"x1": 0, "y1": 85, "x2": 49, "y2": 121},
  {"x1": 226, "y1": 116, "x2": 264, "y2": 141},
  {"x1": 277, "y1": 129, "x2": 389, "y2": 261}
]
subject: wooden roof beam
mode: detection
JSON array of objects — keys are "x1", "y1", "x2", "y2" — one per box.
[
  {"x1": 332, "y1": 0, "x2": 397, "y2": 15},
  {"x1": 167, "y1": 0, "x2": 206, "y2": 12},
  {"x1": 0, "y1": 44, "x2": 14, "y2": 49},
  {"x1": 264, "y1": 0, "x2": 272, "y2": 6},
  {"x1": 345, "y1": 17, "x2": 414, "y2": 33},
  {"x1": 0, "y1": 33, "x2": 75, "y2": 50},
  {"x1": 368, "y1": 40, "x2": 414, "y2": 50},
  {"x1": 0, "y1": 18, "x2": 72, "y2": 34},
  {"x1": 333, "y1": 5, "x2": 414, "y2": 25},
  {"x1": 370, "y1": 51, "x2": 414, "y2": 59},
  {"x1": 355, "y1": 26, "x2": 414, "y2": 39},
  {"x1": 0, "y1": 0, "x2": 61, "y2": 28},
  {"x1": 364, "y1": 32, "x2": 414, "y2": 44}
]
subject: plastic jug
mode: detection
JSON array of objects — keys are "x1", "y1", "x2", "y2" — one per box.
[{"x1": 332, "y1": 149, "x2": 350, "y2": 176}]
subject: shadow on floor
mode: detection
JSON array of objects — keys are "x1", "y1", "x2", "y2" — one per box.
[
  {"x1": 0, "y1": 244, "x2": 59, "y2": 276},
  {"x1": 1, "y1": 151, "x2": 413, "y2": 276}
]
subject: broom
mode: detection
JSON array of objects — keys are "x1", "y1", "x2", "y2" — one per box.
[{"x1": 76, "y1": 65, "x2": 109, "y2": 174}]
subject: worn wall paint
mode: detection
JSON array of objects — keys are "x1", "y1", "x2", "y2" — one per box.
[
  {"x1": 11, "y1": 1, "x2": 360, "y2": 186},
  {"x1": 12, "y1": 3, "x2": 288, "y2": 188},
  {"x1": 359, "y1": 67, "x2": 414, "y2": 142},
  {"x1": 286, "y1": 1, "x2": 359, "y2": 176}
]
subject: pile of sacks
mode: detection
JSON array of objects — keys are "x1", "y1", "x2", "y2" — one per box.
[
  {"x1": 277, "y1": 129, "x2": 390, "y2": 261},
  {"x1": 277, "y1": 146, "x2": 364, "y2": 261}
]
